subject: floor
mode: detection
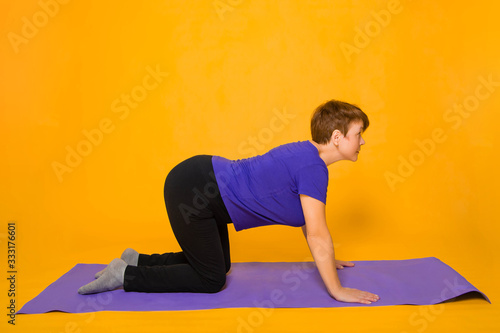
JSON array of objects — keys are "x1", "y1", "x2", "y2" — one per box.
[{"x1": 8, "y1": 237, "x2": 499, "y2": 333}]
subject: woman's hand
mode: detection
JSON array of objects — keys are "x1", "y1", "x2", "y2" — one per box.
[
  {"x1": 335, "y1": 259, "x2": 355, "y2": 270},
  {"x1": 331, "y1": 286, "x2": 380, "y2": 305},
  {"x1": 332, "y1": 260, "x2": 380, "y2": 304}
]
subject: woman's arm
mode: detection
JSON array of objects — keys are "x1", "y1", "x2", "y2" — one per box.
[
  {"x1": 301, "y1": 224, "x2": 355, "y2": 270},
  {"x1": 300, "y1": 194, "x2": 379, "y2": 304}
]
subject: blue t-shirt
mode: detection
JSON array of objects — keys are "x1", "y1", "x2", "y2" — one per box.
[{"x1": 212, "y1": 141, "x2": 329, "y2": 231}]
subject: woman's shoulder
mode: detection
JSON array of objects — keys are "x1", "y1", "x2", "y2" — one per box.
[
  {"x1": 268, "y1": 141, "x2": 325, "y2": 168},
  {"x1": 213, "y1": 141, "x2": 319, "y2": 167},
  {"x1": 269, "y1": 140, "x2": 316, "y2": 154}
]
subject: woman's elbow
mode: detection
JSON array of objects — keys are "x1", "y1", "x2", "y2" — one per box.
[{"x1": 305, "y1": 231, "x2": 331, "y2": 242}]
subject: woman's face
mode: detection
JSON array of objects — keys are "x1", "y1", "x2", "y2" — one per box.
[{"x1": 337, "y1": 121, "x2": 366, "y2": 162}]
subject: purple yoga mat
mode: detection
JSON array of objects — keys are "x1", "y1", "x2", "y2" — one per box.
[{"x1": 18, "y1": 257, "x2": 490, "y2": 314}]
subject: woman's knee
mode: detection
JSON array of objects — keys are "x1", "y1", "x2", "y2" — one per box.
[{"x1": 205, "y1": 274, "x2": 226, "y2": 293}]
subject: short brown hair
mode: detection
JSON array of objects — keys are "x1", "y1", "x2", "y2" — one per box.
[{"x1": 310, "y1": 100, "x2": 369, "y2": 144}]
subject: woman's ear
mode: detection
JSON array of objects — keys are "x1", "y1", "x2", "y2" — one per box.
[{"x1": 330, "y1": 129, "x2": 343, "y2": 147}]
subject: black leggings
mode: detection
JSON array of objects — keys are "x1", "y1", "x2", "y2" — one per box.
[{"x1": 123, "y1": 155, "x2": 233, "y2": 293}]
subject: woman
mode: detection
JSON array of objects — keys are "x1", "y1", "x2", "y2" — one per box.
[{"x1": 78, "y1": 99, "x2": 380, "y2": 305}]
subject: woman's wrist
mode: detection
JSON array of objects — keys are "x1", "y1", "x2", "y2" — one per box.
[{"x1": 328, "y1": 284, "x2": 343, "y2": 298}]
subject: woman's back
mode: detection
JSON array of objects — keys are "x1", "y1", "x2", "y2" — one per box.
[{"x1": 212, "y1": 140, "x2": 329, "y2": 231}]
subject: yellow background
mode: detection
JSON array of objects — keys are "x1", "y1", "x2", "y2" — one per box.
[{"x1": 1, "y1": 0, "x2": 499, "y2": 332}]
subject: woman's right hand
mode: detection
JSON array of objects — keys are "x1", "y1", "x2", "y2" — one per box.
[{"x1": 330, "y1": 287, "x2": 380, "y2": 304}]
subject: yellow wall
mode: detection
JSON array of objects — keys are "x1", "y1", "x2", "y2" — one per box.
[{"x1": 1, "y1": 1, "x2": 499, "y2": 332}]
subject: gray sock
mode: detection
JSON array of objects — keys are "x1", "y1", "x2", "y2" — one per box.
[
  {"x1": 78, "y1": 258, "x2": 127, "y2": 295},
  {"x1": 94, "y1": 248, "x2": 139, "y2": 279}
]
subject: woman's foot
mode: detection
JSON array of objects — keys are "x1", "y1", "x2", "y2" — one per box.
[
  {"x1": 94, "y1": 248, "x2": 139, "y2": 279},
  {"x1": 79, "y1": 258, "x2": 127, "y2": 294}
]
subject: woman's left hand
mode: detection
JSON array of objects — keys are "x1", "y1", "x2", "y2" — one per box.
[{"x1": 335, "y1": 260, "x2": 355, "y2": 270}]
